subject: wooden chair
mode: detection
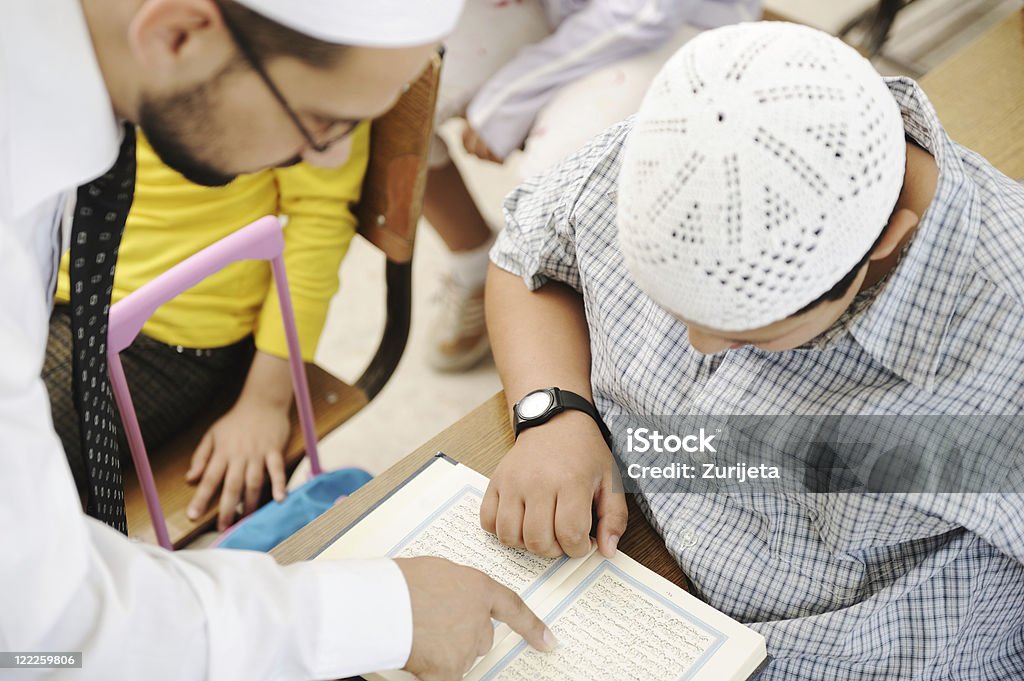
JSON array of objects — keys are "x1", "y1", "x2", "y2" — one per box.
[{"x1": 122, "y1": 53, "x2": 442, "y2": 548}]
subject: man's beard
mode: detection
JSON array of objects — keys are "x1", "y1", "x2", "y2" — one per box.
[{"x1": 137, "y1": 82, "x2": 239, "y2": 188}]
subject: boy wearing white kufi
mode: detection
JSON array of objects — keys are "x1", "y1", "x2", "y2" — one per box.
[
  {"x1": 484, "y1": 21, "x2": 1024, "y2": 678},
  {"x1": 619, "y1": 21, "x2": 907, "y2": 342}
]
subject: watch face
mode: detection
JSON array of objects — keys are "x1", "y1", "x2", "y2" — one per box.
[{"x1": 518, "y1": 390, "x2": 554, "y2": 419}]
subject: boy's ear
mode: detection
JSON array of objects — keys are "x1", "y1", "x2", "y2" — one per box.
[
  {"x1": 127, "y1": 0, "x2": 227, "y2": 76},
  {"x1": 868, "y1": 207, "x2": 919, "y2": 262}
]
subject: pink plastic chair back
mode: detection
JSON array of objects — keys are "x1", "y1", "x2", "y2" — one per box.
[{"x1": 107, "y1": 215, "x2": 322, "y2": 550}]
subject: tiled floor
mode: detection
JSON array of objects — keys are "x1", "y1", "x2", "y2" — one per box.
[{"x1": 295, "y1": 0, "x2": 1022, "y2": 483}]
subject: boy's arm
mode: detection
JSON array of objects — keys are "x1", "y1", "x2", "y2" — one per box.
[{"x1": 483, "y1": 263, "x2": 627, "y2": 559}]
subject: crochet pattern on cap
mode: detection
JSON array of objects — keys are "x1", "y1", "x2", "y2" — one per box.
[{"x1": 617, "y1": 22, "x2": 906, "y2": 332}]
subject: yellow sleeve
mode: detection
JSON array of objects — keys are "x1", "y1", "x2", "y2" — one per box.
[{"x1": 255, "y1": 122, "x2": 371, "y2": 361}]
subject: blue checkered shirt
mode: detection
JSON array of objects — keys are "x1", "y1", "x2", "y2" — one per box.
[{"x1": 491, "y1": 77, "x2": 1024, "y2": 680}]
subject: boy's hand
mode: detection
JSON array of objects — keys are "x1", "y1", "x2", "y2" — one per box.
[
  {"x1": 480, "y1": 411, "x2": 627, "y2": 559},
  {"x1": 462, "y1": 124, "x2": 502, "y2": 163},
  {"x1": 397, "y1": 556, "x2": 556, "y2": 681},
  {"x1": 184, "y1": 398, "x2": 291, "y2": 530}
]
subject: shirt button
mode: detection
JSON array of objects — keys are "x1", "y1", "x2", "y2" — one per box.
[{"x1": 679, "y1": 528, "x2": 699, "y2": 549}]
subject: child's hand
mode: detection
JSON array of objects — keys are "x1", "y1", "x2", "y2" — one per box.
[
  {"x1": 480, "y1": 410, "x2": 627, "y2": 559},
  {"x1": 462, "y1": 124, "x2": 503, "y2": 163},
  {"x1": 185, "y1": 398, "x2": 291, "y2": 531}
]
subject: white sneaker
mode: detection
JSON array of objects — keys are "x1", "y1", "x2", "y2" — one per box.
[{"x1": 427, "y1": 275, "x2": 491, "y2": 372}]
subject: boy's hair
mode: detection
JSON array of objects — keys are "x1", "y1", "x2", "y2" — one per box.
[
  {"x1": 215, "y1": 0, "x2": 346, "y2": 68},
  {"x1": 794, "y1": 133, "x2": 921, "y2": 317},
  {"x1": 794, "y1": 228, "x2": 887, "y2": 316}
]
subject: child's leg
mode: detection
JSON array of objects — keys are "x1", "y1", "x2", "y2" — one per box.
[
  {"x1": 423, "y1": 0, "x2": 550, "y2": 372},
  {"x1": 423, "y1": 164, "x2": 492, "y2": 256},
  {"x1": 518, "y1": 22, "x2": 704, "y2": 180}
]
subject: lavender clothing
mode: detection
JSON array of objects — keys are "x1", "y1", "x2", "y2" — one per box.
[{"x1": 466, "y1": 0, "x2": 761, "y2": 158}]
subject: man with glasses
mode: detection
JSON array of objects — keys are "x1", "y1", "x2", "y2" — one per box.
[{"x1": 0, "y1": 2, "x2": 553, "y2": 680}]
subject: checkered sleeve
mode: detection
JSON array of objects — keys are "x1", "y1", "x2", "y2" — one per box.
[{"x1": 490, "y1": 120, "x2": 633, "y2": 293}]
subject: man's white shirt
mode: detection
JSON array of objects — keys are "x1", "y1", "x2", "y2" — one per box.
[{"x1": 0, "y1": 3, "x2": 412, "y2": 679}]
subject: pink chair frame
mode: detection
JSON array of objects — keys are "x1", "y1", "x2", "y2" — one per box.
[{"x1": 107, "y1": 215, "x2": 322, "y2": 549}]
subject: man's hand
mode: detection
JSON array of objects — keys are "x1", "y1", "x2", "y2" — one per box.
[
  {"x1": 461, "y1": 124, "x2": 502, "y2": 163},
  {"x1": 397, "y1": 557, "x2": 556, "y2": 681},
  {"x1": 480, "y1": 411, "x2": 628, "y2": 559},
  {"x1": 185, "y1": 398, "x2": 291, "y2": 530}
]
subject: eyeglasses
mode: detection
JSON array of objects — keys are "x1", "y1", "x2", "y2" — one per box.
[{"x1": 220, "y1": 13, "x2": 358, "y2": 153}]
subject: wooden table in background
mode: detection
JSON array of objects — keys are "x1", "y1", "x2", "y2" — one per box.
[
  {"x1": 271, "y1": 392, "x2": 689, "y2": 589},
  {"x1": 920, "y1": 10, "x2": 1024, "y2": 180}
]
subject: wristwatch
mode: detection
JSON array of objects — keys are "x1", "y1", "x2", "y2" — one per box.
[{"x1": 512, "y1": 388, "x2": 611, "y2": 443}]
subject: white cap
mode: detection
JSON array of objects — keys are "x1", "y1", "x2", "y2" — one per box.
[
  {"x1": 617, "y1": 22, "x2": 906, "y2": 332},
  {"x1": 233, "y1": 0, "x2": 464, "y2": 47}
]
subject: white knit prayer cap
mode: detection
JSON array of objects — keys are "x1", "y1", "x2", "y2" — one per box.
[
  {"x1": 617, "y1": 22, "x2": 906, "y2": 332},
  {"x1": 234, "y1": 0, "x2": 464, "y2": 47}
]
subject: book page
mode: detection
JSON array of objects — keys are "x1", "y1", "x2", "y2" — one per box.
[
  {"x1": 466, "y1": 552, "x2": 766, "y2": 681},
  {"x1": 388, "y1": 486, "x2": 569, "y2": 597}
]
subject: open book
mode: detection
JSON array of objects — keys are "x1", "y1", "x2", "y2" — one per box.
[{"x1": 314, "y1": 454, "x2": 767, "y2": 680}]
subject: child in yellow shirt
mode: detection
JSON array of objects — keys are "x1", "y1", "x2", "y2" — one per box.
[{"x1": 45, "y1": 124, "x2": 370, "y2": 531}]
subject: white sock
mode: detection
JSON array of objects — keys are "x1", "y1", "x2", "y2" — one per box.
[{"x1": 448, "y1": 233, "x2": 495, "y2": 289}]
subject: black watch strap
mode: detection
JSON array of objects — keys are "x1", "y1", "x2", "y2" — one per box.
[{"x1": 557, "y1": 390, "x2": 611, "y2": 440}]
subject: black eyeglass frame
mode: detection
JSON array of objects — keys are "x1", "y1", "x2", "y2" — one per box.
[{"x1": 219, "y1": 12, "x2": 358, "y2": 153}]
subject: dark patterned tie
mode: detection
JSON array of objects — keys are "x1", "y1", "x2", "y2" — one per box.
[{"x1": 69, "y1": 123, "x2": 137, "y2": 532}]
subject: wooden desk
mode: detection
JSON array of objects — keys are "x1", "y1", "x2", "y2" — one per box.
[
  {"x1": 271, "y1": 392, "x2": 689, "y2": 589},
  {"x1": 920, "y1": 11, "x2": 1024, "y2": 179}
]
